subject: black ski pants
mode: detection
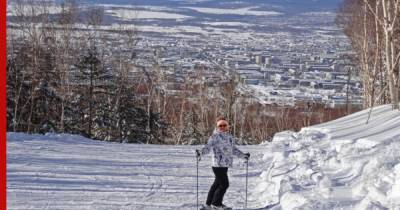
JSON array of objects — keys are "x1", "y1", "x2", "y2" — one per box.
[{"x1": 206, "y1": 167, "x2": 229, "y2": 206}]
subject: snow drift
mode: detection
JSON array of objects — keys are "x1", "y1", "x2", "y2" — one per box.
[{"x1": 254, "y1": 105, "x2": 400, "y2": 209}]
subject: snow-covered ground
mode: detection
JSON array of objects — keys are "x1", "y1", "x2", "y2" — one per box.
[
  {"x1": 7, "y1": 105, "x2": 400, "y2": 209},
  {"x1": 7, "y1": 133, "x2": 262, "y2": 210},
  {"x1": 202, "y1": 22, "x2": 254, "y2": 27},
  {"x1": 183, "y1": 7, "x2": 282, "y2": 16},
  {"x1": 107, "y1": 9, "x2": 192, "y2": 20},
  {"x1": 255, "y1": 105, "x2": 400, "y2": 209}
]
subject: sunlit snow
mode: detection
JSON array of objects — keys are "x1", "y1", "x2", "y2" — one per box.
[
  {"x1": 107, "y1": 9, "x2": 192, "y2": 20},
  {"x1": 183, "y1": 7, "x2": 282, "y2": 16},
  {"x1": 7, "y1": 105, "x2": 400, "y2": 209}
]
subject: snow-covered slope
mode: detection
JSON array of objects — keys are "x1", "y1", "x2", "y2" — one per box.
[
  {"x1": 7, "y1": 133, "x2": 263, "y2": 210},
  {"x1": 255, "y1": 105, "x2": 400, "y2": 209},
  {"x1": 7, "y1": 105, "x2": 400, "y2": 209}
]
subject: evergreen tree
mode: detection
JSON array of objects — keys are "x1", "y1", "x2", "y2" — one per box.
[
  {"x1": 111, "y1": 71, "x2": 167, "y2": 143},
  {"x1": 7, "y1": 41, "x2": 63, "y2": 133},
  {"x1": 74, "y1": 45, "x2": 110, "y2": 138}
]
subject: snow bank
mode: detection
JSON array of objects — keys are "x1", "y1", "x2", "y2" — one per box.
[{"x1": 254, "y1": 105, "x2": 400, "y2": 209}]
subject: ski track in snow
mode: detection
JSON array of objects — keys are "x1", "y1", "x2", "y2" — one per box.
[
  {"x1": 7, "y1": 133, "x2": 266, "y2": 210},
  {"x1": 7, "y1": 105, "x2": 400, "y2": 209}
]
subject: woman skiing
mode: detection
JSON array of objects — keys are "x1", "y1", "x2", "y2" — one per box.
[{"x1": 196, "y1": 117, "x2": 250, "y2": 210}]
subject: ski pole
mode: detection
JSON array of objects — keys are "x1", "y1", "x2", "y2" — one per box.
[
  {"x1": 245, "y1": 159, "x2": 248, "y2": 209},
  {"x1": 196, "y1": 153, "x2": 199, "y2": 210}
]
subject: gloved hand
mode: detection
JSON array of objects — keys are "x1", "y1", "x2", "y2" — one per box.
[
  {"x1": 244, "y1": 152, "x2": 250, "y2": 160},
  {"x1": 195, "y1": 149, "x2": 201, "y2": 161}
]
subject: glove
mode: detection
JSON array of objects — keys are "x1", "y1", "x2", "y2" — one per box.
[
  {"x1": 195, "y1": 149, "x2": 201, "y2": 161},
  {"x1": 244, "y1": 153, "x2": 250, "y2": 160}
]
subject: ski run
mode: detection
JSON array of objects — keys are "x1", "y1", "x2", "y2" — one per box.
[{"x1": 7, "y1": 105, "x2": 400, "y2": 209}]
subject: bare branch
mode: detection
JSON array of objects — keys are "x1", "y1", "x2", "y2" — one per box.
[
  {"x1": 391, "y1": 0, "x2": 400, "y2": 29},
  {"x1": 394, "y1": 52, "x2": 400, "y2": 71},
  {"x1": 366, "y1": 84, "x2": 389, "y2": 124},
  {"x1": 363, "y1": 0, "x2": 385, "y2": 27}
]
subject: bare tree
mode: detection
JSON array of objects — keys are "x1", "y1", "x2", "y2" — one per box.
[
  {"x1": 337, "y1": 0, "x2": 400, "y2": 109},
  {"x1": 55, "y1": 0, "x2": 79, "y2": 132}
]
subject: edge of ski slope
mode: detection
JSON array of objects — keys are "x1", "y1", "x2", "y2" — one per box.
[{"x1": 254, "y1": 105, "x2": 400, "y2": 209}]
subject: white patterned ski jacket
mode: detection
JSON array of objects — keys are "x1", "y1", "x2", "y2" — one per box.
[{"x1": 199, "y1": 130, "x2": 246, "y2": 168}]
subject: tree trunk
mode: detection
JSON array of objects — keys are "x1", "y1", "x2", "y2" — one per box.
[{"x1": 382, "y1": 0, "x2": 399, "y2": 109}]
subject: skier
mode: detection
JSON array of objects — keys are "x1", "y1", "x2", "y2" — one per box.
[{"x1": 196, "y1": 117, "x2": 250, "y2": 210}]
